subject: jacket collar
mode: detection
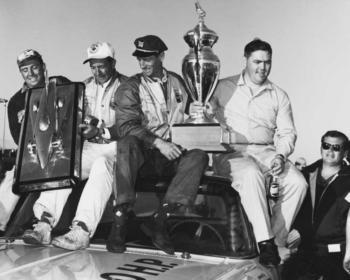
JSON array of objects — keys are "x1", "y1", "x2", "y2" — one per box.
[{"x1": 304, "y1": 159, "x2": 350, "y2": 176}]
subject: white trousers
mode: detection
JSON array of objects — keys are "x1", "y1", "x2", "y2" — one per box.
[
  {"x1": 0, "y1": 167, "x2": 19, "y2": 231},
  {"x1": 212, "y1": 145, "x2": 307, "y2": 246},
  {"x1": 33, "y1": 141, "x2": 117, "y2": 236}
]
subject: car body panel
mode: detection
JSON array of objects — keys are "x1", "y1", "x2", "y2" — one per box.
[{"x1": 0, "y1": 240, "x2": 277, "y2": 280}]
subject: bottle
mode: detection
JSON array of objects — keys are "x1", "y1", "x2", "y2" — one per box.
[{"x1": 269, "y1": 175, "x2": 279, "y2": 201}]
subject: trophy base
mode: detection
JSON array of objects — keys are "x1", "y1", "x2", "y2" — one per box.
[{"x1": 172, "y1": 123, "x2": 229, "y2": 152}]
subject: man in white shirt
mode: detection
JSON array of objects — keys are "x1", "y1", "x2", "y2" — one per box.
[
  {"x1": 23, "y1": 42, "x2": 128, "y2": 250},
  {"x1": 208, "y1": 38, "x2": 307, "y2": 266}
]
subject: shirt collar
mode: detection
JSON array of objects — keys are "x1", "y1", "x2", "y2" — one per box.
[
  {"x1": 238, "y1": 71, "x2": 273, "y2": 91},
  {"x1": 143, "y1": 68, "x2": 168, "y2": 85},
  {"x1": 21, "y1": 83, "x2": 30, "y2": 93}
]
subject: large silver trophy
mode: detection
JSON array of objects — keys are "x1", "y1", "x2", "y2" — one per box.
[{"x1": 172, "y1": 1, "x2": 225, "y2": 152}]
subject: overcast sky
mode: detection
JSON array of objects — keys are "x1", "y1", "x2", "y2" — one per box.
[{"x1": 1, "y1": 0, "x2": 350, "y2": 163}]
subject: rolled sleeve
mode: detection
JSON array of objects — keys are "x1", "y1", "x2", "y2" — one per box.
[{"x1": 275, "y1": 91, "x2": 297, "y2": 158}]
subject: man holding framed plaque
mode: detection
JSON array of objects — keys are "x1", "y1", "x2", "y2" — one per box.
[
  {"x1": 207, "y1": 39, "x2": 308, "y2": 266},
  {"x1": 23, "y1": 42, "x2": 128, "y2": 250}
]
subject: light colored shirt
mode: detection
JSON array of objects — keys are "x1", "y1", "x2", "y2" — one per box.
[
  {"x1": 211, "y1": 73, "x2": 297, "y2": 158},
  {"x1": 95, "y1": 79, "x2": 110, "y2": 125}
]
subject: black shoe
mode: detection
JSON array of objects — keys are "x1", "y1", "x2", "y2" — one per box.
[
  {"x1": 258, "y1": 239, "x2": 281, "y2": 266},
  {"x1": 140, "y1": 203, "x2": 179, "y2": 255},
  {"x1": 141, "y1": 220, "x2": 174, "y2": 255},
  {"x1": 106, "y1": 205, "x2": 128, "y2": 253}
]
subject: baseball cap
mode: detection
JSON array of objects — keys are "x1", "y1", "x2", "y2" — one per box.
[
  {"x1": 17, "y1": 49, "x2": 43, "y2": 67},
  {"x1": 132, "y1": 35, "x2": 168, "y2": 57},
  {"x1": 83, "y1": 42, "x2": 115, "y2": 64}
]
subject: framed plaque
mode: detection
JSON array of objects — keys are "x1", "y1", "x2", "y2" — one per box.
[{"x1": 13, "y1": 81, "x2": 85, "y2": 193}]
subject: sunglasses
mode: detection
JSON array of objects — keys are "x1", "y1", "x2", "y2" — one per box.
[{"x1": 321, "y1": 142, "x2": 343, "y2": 152}]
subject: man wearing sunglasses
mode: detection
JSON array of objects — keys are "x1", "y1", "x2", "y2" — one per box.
[{"x1": 283, "y1": 130, "x2": 350, "y2": 279}]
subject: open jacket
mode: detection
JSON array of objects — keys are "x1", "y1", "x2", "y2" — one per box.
[
  {"x1": 111, "y1": 70, "x2": 189, "y2": 146},
  {"x1": 8, "y1": 76, "x2": 71, "y2": 145},
  {"x1": 294, "y1": 160, "x2": 350, "y2": 250}
]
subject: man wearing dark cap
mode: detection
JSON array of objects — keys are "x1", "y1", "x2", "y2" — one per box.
[
  {"x1": 0, "y1": 50, "x2": 70, "y2": 234},
  {"x1": 106, "y1": 35, "x2": 208, "y2": 255},
  {"x1": 23, "y1": 42, "x2": 128, "y2": 251}
]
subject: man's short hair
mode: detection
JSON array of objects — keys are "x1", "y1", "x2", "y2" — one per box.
[
  {"x1": 244, "y1": 38, "x2": 272, "y2": 58},
  {"x1": 321, "y1": 130, "x2": 349, "y2": 149}
]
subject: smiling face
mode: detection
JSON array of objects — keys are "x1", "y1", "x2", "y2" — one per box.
[
  {"x1": 245, "y1": 50, "x2": 272, "y2": 86},
  {"x1": 321, "y1": 136, "x2": 348, "y2": 166},
  {"x1": 137, "y1": 53, "x2": 164, "y2": 79},
  {"x1": 19, "y1": 59, "x2": 45, "y2": 88},
  {"x1": 89, "y1": 58, "x2": 115, "y2": 85}
]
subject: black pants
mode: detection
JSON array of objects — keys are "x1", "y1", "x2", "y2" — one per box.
[
  {"x1": 115, "y1": 135, "x2": 208, "y2": 207},
  {"x1": 282, "y1": 250, "x2": 350, "y2": 280}
]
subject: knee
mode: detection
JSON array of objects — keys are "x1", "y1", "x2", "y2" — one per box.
[
  {"x1": 242, "y1": 164, "x2": 263, "y2": 179},
  {"x1": 283, "y1": 168, "x2": 308, "y2": 196},
  {"x1": 91, "y1": 156, "x2": 111, "y2": 170},
  {"x1": 117, "y1": 135, "x2": 141, "y2": 150},
  {"x1": 291, "y1": 173, "x2": 308, "y2": 195},
  {"x1": 186, "y1": 149, "x2": 209, "y2": 166}
]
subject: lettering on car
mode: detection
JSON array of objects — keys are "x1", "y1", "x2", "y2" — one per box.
[{"x1": 100, "y1": 258, "x2": 179, "y2": 280}]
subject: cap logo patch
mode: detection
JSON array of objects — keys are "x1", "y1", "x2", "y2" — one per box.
[
  {"x1": 18, "y1": 49, "x2": 35, "y2": 61},
  {"x1": 89, "y1": 43, "x2": 100, "y2": 54},
  {"x1": 138, "y1": 41, "x2": 144, "y2": 48}
]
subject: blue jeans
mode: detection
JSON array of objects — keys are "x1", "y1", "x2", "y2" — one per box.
[{"x1": 115, "y1": 135, "x2": 208, "y2": 207}]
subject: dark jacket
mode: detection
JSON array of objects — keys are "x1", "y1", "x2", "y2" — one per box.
[
  {"x1": 112, "y1": 70, "x2": 189, "y2": 145},
  {"x1": 294, "y1": 160, "x2": 350, "y2": 250},
  {"x1": 8, "y1": 76, "x2": 71, "y2": 145}
]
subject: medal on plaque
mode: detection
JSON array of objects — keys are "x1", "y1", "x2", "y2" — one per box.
[
  {"x1": 13, "y1": 73, "x2": 85, "y2": 193},
  {"x1": 172, "y1": 1, "x2": 225, "y2": 152}
]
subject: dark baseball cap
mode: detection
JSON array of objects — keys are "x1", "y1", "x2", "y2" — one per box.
[
  {"x1": 17, "y1": 49, "x2": 43, "y2": 67},
  {"x1": 132, "y1": 35, "x2": 168, "y2": 57}
]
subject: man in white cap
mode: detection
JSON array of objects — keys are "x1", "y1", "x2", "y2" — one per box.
[
  {"x1": 0, "y1": 50, "x2": 70, "y2": 234},
  {"x1": 23, "y1": 42, "x2": 128, "y2": 250}
]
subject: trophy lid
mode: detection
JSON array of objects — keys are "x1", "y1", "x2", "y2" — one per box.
[{"x1": 184, "y1": 1, "x2": 219, "y2": 48}]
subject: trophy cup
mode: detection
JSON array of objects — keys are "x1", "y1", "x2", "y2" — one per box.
[{"x1": 172, "y1": 1, "x2": 225, "y2": 152}]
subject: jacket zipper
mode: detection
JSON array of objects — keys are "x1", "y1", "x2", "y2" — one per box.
[{"x1": 312, "y1": 173, "x2": 339, "y2": 225}]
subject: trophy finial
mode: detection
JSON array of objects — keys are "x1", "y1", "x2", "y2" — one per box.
[{"x1": 195, "y1": 1, "x2": 206, "y2": 22}]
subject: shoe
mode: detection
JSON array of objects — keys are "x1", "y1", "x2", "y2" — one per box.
[
  {"x1": 258, "y1": 239, "x2": 281, "y2": 266},
  {"x1": 52, "y1": 221, "x2": 90, "y2": 250},
  {"x1": 22, "y1": 221, "x2": 52, "y2": 245},
  {"x1": 141, "y1": 203, "x2": 178, "y2": 255},
  {"x1": 141, "y1": 220, "x2": 174, "y2": 255},
  {"x1": 106, "y1": 205, "x2": 129, "y2": 253}
]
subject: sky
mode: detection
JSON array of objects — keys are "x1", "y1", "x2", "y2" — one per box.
[{"x1": 1, "y1": 0, "x2": 350, "y2": 164}]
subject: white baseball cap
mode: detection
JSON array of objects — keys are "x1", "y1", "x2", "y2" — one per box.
[{"x1": 83, "y1": 42, "x2": 115, "y2": 64}]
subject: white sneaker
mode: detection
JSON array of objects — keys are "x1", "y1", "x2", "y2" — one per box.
[
  {"x1": 22, "y1": 222, "x2": 52, "y2": 245},
  {"x1": 52, "y1": 222, "x2": 90, "y2": 250}
]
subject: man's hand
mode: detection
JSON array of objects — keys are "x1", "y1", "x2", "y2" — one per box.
[
  {"x1": 17, "y1": 109, "x2": 25, "y2": 123},
  {"x1": 344, "y1": 254, "x2": 350, "y2": 275},
  {"x1": 189, "y1": 101, "x2": 214, "y2": 120},
  {"x1": 270, "y1": 155, "x2": 285, "y2": 176},
  {"x1": 189, "y1": 101, "x2": 204, "y2": 119},
  {"x1": 154, "y1": 138, "x2": 183, "y2": 160},
  {"x1": 79, "y1": 124, "x2": 99, "y2": 139}
]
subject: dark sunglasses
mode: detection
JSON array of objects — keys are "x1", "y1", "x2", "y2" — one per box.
[{"x1": 321, "y1": 142, "x2": 343, "y2": 152}]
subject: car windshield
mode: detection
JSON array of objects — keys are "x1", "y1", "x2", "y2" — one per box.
[{"x1": 91, "y1": 174, "x2": 258, "y2": 259}]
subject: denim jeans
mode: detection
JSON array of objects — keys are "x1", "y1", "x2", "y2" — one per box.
[{"x1": 115, "y1": 135, "x2": 208, "y2": 207}]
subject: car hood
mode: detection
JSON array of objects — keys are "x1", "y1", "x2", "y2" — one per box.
[{"x1": 0, "y1": 240, "x2": 276, "y2": 280}]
